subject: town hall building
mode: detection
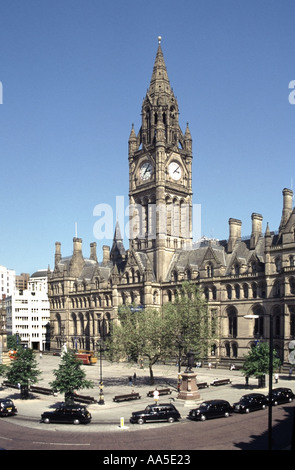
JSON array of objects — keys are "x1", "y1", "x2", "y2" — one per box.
[{"x1": 48, "y1": 38, "x2": 295, "y2": 367}]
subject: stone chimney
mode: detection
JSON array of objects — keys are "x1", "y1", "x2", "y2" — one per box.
[
  {"x1": 228, "y1": 218, "x2": 242, "y2": 253},
  {"x1": 70, "y1": 238, "x2": 84, "y2": 277},
  {"x1": 55, "y1": 242, "x2": 61, "y2": 267},
  {"x1": 90, "y1": 242, "x2": 97, "y2": 262},
  {"x1": 102, "y1": 245, "x2": 110, "y2": 265},
  {"x1": 280, "y1": 188, "x2": 293, "y2": 230},
  {"x1": 250, "y1": 213, "x2": 263, "y2": 249},
  {"x1": 73, "y1": 237, "x2": 82, "y2": 254}
]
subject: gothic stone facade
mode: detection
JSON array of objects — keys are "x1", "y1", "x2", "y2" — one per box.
[{"x1": 48, "y1": 40, "x2": 295, "y2": 366}]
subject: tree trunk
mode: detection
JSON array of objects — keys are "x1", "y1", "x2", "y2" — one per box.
[
  {"x1": 20, "y1": 384, "x2": 29, "y2": 399},
  {"x1": 149, "y1": 364, "x2": 154, "y2": 385}
]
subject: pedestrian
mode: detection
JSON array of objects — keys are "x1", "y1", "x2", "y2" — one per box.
[
  {"x1": 274, "y1": 373, "x2": 279, "y2": 383},
  {"x1": 208, "y1": 362, "x2": 211, "y2": 370},
  {"x1": 289, "y1": 367, "x2": 293, "y2": 378},
  {"x1": 153, "y1": 388, "x2": 159, "y2": 404},
  {"x1": 128, "y1": 376, "x2": 133, "y2": 386},
  {"x1": 133, "y1": 372, "x2": 137, "y2": 385}
]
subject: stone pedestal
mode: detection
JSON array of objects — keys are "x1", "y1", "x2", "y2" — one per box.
[{"x1": 177, "y1": 371, "x2": 201, "y2": 401}]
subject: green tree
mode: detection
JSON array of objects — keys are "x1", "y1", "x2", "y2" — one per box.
[
  {"x1": 106, "y1": 305, "x2": 168, "y2": 384},
  {"x1": 7, "y1": 334, "x2": 19, "y2": 350},
  {"x1": 106, "y1": 282, "x2": 215, "y2": 384},
  {"x1": 242, "y1": 342, "x2": 281, "y2": 387},
  {"x1": 50, "y1": 350, "x2": 94, "y2": 403},
  {"x1": 5, "y1": 348, "x2": 41, "y2": 399},
  {"x1": 162, "y1": 282, "x2": 216, "y2": 365}
]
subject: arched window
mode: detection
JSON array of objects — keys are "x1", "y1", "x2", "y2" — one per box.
[
  {"x1": 253, "y1": 307, "x2": 264, "y2": 337},
  {"x1": 243, "y1": 283, "x2": 249, "y2": 299},
  {"x1": 289, "y1": 277, "x2": 295, "y2": 295},
  {"x1": 71, "y1": 313, "x2": 77, "y2": 336},
  {"x1": 273, "y1": 280, "x2": 281, "y2": 298},
  {"x1": 227, "y1": 307, "x2": 237, "y2": 338},
  {"x1": 234, "y1": 263, "x2": 240, "y2": 276},
  {"x1": 252, "y1": 282, "x2": 257, "y2": 298},
  {"x1": 172, "y1": 270, "x2": 178, "y2": 282},
  {"x1": 275, "y1": 257, "x2": 282, "y2": 273},
  {"x1": 207, "y1": 263, "x2": 214, "y2": 278}
]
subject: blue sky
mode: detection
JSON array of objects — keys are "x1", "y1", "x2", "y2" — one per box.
[{"x1": 0, "y1": 0, "x2": 295, "y2": 275}]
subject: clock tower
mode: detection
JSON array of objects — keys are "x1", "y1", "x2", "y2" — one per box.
[{"x1": 128, "y1": 37, "x2": 193, "y2": 281}]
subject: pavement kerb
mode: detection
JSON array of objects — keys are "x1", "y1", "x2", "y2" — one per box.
[{"x1": 0, "y1": 354, "x2": 294, "y2": 433}]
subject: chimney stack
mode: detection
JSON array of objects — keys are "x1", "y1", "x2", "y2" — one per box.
[
  {"x1": 250, "y1": 213, "x2": 263, "y2": 249},
  {"x1": 103, "y1": 245, "x2": 110, "y2": 265},
  {"x1": 73, "y1": 237, "x2": 82, "y2": 254},
  {"x1": 280, "y1": 188, "x2": 293, "y2": 230},
  {"x1": 55, "y1": 242, "x2": 61, "y2": 267},
  {"x1": 228, "y1": 218, "x2": 242, "y2": 253},
  {"x1": 90, "y1": 242, "x2": 97, "y2": 262}
]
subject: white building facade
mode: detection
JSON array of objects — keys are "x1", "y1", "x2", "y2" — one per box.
[
  {"x1": 6, "y1": 270, "x2": 50, "y2": 351},
  {"x1": 0, "y1": 265, "x2": 16, "y2": 298}
]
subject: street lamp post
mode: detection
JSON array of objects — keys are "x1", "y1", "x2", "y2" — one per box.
[
  {"x1": 244, "y1": 314, "x2": 273, "y2": 450},
  {"x1": 97, "y1": 339, "x2": 105, "y2": 405}
]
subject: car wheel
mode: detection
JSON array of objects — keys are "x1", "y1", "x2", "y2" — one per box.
[
  {"x1": 73, "y1": 418, "x2": 80, "y2": 425},
  {"x1": 43, "y1": 417, "x2": 50, "y2": 424},
  {"x1": 137, "y1": 418, "x2": 144, "y2": 425},
  {"x1": 200, "y1": 415, "x2": 206, "y2": 421},
  {"x1": 168, "y1": 417, "x2": 175, "y2": 423}
]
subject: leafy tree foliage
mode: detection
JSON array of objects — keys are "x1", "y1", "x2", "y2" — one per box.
[
  {"x1": 7, "y1": 334, "x2": 19, "y2": 350},
  {"x1": 242, "y1": 342, "x2": 281, "y2": 385},
  {"x1": 106, "y1": 282, "x2": 216, "y2": 384},
  {"x1": 162, "y1": 282, "x2": 216, "y2": 363},
  {"x1": 106, "y1": 306, "x2": 167, "y2": 384},
  {"x1": 4, "y1": 348, "x2": 41, "y2": 399},
  {"x1": 50, "y1": 350, "x2": 94, "y2": 402}
]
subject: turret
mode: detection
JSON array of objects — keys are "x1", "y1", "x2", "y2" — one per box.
[{"x1": 128, "y1": 123, "x2": 138, "y2": 156}]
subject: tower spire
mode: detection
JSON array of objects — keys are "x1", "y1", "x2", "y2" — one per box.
[
  {"x1": 139, "y1": 36, "x2": 181, "y2": 148},
  {"x1": 148, "y1": 36, "x2": 172, "y2": 101}
]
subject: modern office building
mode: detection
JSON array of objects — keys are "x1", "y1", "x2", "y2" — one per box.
[{"x1": 6, "y1": 270, "x2": 50, "y2": 351}]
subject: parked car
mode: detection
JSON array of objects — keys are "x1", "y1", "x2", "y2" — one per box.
[
  {"x1": 188, "y1": 400, "x2": 233, "y2": 421},
  {"x1": 41, "y1": 403, "x2": 91, "y2": 425},
  {"x1": 233, "y1": 393, "x2": 268, "y2": 413},
  {"x1": 267, "y1": 387, "x2": 295, "y2": 406},
  {"x1": 130, "y1": 403, "x2": 181, "y2": 424},
  {"x1": 0, "y1": 399, "x2": 17, "y2": 417}
]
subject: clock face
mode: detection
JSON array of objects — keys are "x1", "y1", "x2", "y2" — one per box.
[
  {"x1": 169, "y1": 161, "x2": 182, "y2": 180},
  {"x1": 140, "y1": 162, "x2": 153, "y2": 181}
]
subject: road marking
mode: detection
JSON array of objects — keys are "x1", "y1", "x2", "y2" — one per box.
[
  {"x1": 0, "y1": 436, "x2": 13, "y2": 441},
  {"x1": 33, "y1": 441, "x2": 90, "y2": 446}
]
